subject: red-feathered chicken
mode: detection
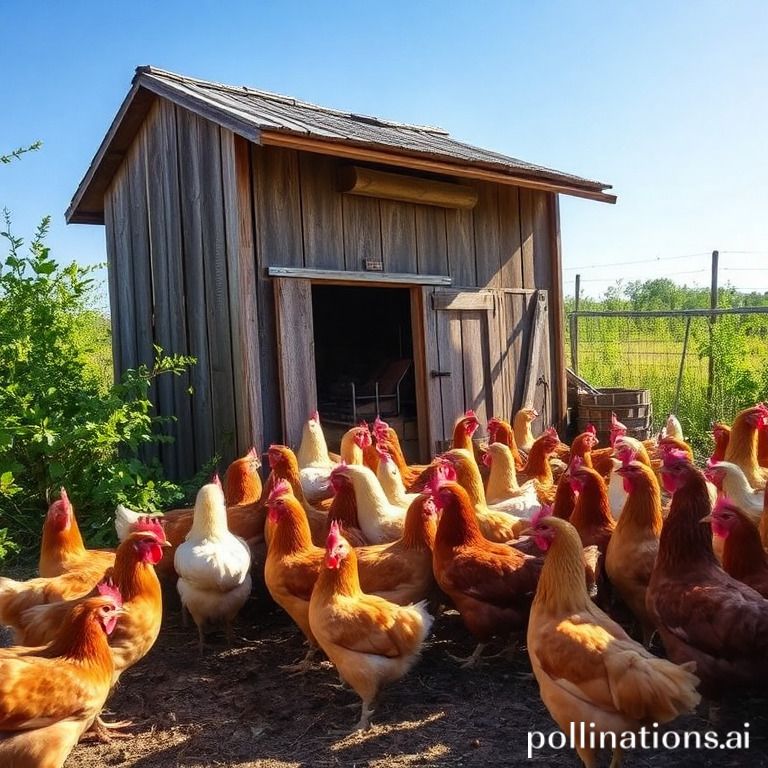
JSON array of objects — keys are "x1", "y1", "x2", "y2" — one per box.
[
  {"x1": 589, "y1": 413, "x2": 629, "y2": 478},
  {"x1": 568, "y1": 460, "x2": 616, "y2": 555},
  {"x1": 646, "y1": 449, "x2": 768, "y2": 695},
  {"x1": 549, "y1": 431, "x2": 599, "y2": 521},
  {"x1": 324, "y1": 467, "x2": 368, "y2": 547},
  {"x1": 38, "y1": 489, "x2": 114, "y2": 578},
  {"x1": 724, "y1": 404, "x2": 768, "y2": 490},
  {"x1": 12, "y1": 520, "x2": 168, "y2": 738},
  {"x1": 264, "y1": 481, "x2": 325, "y2": 673},
  {"x1": 487, "y1": 417, "x2": 524, "y2": 471},
  {"x1": 605, "y1": 460, "x2": 662, "y2": 644},
  {"x1": 704, "y1": 496, "x2": 768, "y2": 598},
  {"x1": 263, "y1": 445, "x2": 328, "y2": 545},
  {"x1": 0, "y1": 590, "x2": 122, "y2": 768},
  {"x1": 430, "y1": 479, "x2": 542, "y2": 666},
  {"x1": 308, "y1": 521, "x2": 433, "y2": 731},
  {"x1": 710, "y1": 422, "x2": 731, "y2": 463}
]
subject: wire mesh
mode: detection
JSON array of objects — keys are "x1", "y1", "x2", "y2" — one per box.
[{"x1": 567, "y1": 309, "x2": 768, "y2": 455}]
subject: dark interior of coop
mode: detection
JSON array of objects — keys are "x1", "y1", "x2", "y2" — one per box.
[{"x1": 311, "y1": 284, "x2": 420, "y2": 459}]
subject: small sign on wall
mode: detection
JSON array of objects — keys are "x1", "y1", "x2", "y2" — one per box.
[{"x1": 364, "y1": 259, "x2": 383, "y2": 272}]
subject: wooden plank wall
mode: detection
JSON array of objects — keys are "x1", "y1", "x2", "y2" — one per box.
[
  {"x1": 106, "y1": 114, "x2": 565, "y2": 474},
  {"x1": 104, "y1": 102, "x2": 258, "y2": 479},
  {"x1": 246, "y1": 145, "x2": 564, "y2": 445}
]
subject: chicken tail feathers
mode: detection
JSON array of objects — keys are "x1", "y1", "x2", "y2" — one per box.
[{"x1": 605, "y1": 649, "x2": 701, "y2": 723}]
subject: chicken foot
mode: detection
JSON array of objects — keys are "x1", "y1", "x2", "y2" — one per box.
[
  {"x1": 446, "y1": 642, "x2": 488, "y2": 668},
  {"x1": 280, "y1": 647, "x2": 318, "y2": 675},
  {"x1": 83, "y1": 714, "x2": 135, "y2": 743}
]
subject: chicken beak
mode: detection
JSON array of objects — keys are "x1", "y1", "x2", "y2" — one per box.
[
  {"x1": 700, "y1": 514, "x2": 713, "y2": 524},
  {"x1": 161, "y1": 540, "x2": 172, "y2": 548}
]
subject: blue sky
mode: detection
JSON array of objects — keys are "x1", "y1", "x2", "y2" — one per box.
[{"x1": 1, "y1": 1, "x2": 766, "y2": 301}]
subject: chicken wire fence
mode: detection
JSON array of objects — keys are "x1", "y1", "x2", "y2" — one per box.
[{"x1": 566, "y1": 307, "x2": 768, "y2": 455}]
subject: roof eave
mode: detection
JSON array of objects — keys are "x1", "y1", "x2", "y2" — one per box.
[
  {"x1": 259, "y1": 129, "x2": 616, "y2": 204},
  {"x1": 67, "y1": 69, "x2": 616, "y2": 224},
  {"x1": 66, "y1": 70, "x2": 264, "y2": 224}
]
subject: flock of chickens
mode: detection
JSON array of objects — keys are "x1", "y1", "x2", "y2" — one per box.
[{"x1": 2, "y1": 403, "x2": 768, "y2": 767}]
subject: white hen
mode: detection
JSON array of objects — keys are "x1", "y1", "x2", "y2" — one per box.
[
  {"x1": 483, "y1": 442, "x2": 541, "y2": 519},
  {"x1": 174, "y1": 479, "x2": 252, "y2": 652},
  {"x1": 335, "y1": 464, "x2": 406, "y2": 544},
  {"x1": 376, "y1": 449, "x2": 419, "y2": 509}
]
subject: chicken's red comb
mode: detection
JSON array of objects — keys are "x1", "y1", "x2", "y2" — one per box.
[
  {"x1": 544, "y1": 426, "x2": 559, "y2": 440},
  {"x1": 132, "y1": 516, "x2": 166, "y2": 542},
  {"x1": 375, "y1": 445, "x2": 391, "y2": 461},
  {"x1": 60, "y1": 487, "x2": 70, "y2": 508},
  {"x1": 530, "y1": 504, "x2": 552, "y2": 528},
  {"x1": 247, "y1": 446, "x2": 259, "y2": 459},
  {"x1": 326, "y1": 519, "x2": 343, "y2": 551},
  {"x1": 211, "y1": 473, "x2": 222, "y2": 488},
  {"x1": 268, "y1": 478, "x2": 292, "y2": 504},
  {"x1": 310, "y1": 410, "x2": 320, "y2": 423},
  {"x1": 96, "y1": 579, "x2": 123, "y2": 608},
  {"x1": 464, "y1": 409, "x2": 477, "y2": 419},
  {"x1": 585, "y1": 423, "x2": 597, "y2": 435}
]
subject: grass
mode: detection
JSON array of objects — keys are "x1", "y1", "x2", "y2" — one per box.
[{"x1": 567, "y1": 313, "x2": 768, "y2": 458}]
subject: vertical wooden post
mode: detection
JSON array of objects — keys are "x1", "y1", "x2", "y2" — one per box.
[{"x1": 707, "y1": 250, "x2": 719, "y2": 401}]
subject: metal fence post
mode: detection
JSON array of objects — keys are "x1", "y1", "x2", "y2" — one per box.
[{"x1": 707, "y1": 250, "x2": 719, "y2": 402}]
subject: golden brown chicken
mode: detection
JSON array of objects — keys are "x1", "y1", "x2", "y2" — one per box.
[
  {"x1": 308, "y1": 522, "x2": 433, "y2": 731},
  {"x1": 431, "y1": 480, "x2": 542, "y2": 666},
  {"x1": 0, "y1": 589, "x2": 123, "y2": 768},
  {"x1": 604, "y1": 461, "x2": 662, "y2": 644},
  {"x1": 38, "y1": 489, "x2": 114, "y2": 579},
  {"x1": 724, "y1": 404, "x2": 768, "y2": 490},
  {"x1": 526, "y1": 515, "x2": 700, "y2": 768},
  {"x1": 441, "y1": 449, "x2": 527, "y2": 541}
]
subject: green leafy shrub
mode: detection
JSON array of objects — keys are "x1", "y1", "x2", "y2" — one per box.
[{"x1": 0, "y1": 215, "x2": 195, "y2": 561}]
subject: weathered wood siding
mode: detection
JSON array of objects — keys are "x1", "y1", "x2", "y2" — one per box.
[
  {"x1": 104, "y1": 102, "x2": 566, "y2": 472},
  {"x1": 250, "y1": 145, "x2": 564, "y2": 448},
  {"x1": 104, "y1": 101, "x2": 260, "y2": 477}
]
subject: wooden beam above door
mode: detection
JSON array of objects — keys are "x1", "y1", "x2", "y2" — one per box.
[{"x1": 267, "y1": 266, "x2": 452, "y2": 286}]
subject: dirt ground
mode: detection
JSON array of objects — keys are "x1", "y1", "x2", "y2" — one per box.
[{"x1": 53, "y1": 585, "x2": 768, "y2": 768}]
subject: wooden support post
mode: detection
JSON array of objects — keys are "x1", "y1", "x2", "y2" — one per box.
[{"x1": 707, "y1": 250, "x2": 719, "y2": 401}]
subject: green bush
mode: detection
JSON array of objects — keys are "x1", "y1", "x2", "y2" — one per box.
[{"x1": 0, "y1": 214, "x2": 195, "y2": 562}]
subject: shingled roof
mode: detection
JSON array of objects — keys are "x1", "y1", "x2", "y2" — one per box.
[{"x1": 67, "y1": 66, "x2": 615, "y2": 223}]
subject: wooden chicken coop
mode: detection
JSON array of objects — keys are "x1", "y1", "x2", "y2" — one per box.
[{"x1": 66, "y1": 66, "x2": 615, "y2": 478}]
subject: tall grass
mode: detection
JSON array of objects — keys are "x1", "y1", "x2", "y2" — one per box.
[{"x1": 567, "y1": 285, "x2": 768, "y2": 458}]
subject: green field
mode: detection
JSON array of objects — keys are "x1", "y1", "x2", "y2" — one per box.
[{"x1": 566, "y1": 282, "x2": 768, "y2": 457}]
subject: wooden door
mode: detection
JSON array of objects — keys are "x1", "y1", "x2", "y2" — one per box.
[
  {"x1": 274, "y1": 277, "x2": 317, "y2": 449},
  {"x1": 421, "y1": 287, "x2": 553, "y2": 454},
  {"x1": 422, "y1": 288, "x2": 503, "y2": 452}
]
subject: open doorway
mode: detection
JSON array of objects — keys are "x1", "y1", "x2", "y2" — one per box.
[{"x1": 312, "y1": 284, "x2": 419, "y2": 460}]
